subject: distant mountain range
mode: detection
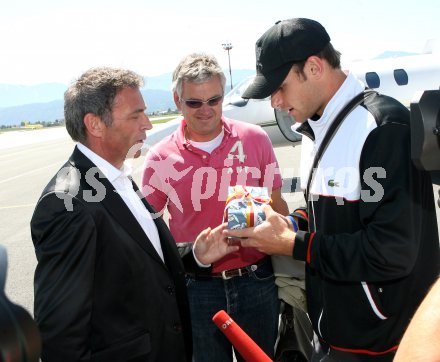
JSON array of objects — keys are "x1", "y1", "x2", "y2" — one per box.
[
  {"x1": 0, "y1": 51, "x2": 419, "y2": 127},
  {"x1": 0, "y1": 69, "x2": 255, "y2": 126}
]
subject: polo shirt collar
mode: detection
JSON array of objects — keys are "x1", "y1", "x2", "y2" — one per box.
[{"x1": 175, "y1": 116, "x2": 235, "y2": 150}]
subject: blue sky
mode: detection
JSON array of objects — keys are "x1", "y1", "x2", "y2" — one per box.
[{"x1": 1, "y1": 0, "x2": 438, "y2": 85}]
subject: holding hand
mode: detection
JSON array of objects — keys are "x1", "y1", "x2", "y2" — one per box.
[
  {"x1": 194, "y1": 223, "x2": 240, "y2": 265},
  {"x1": 223, "y1": 205, "x2": 296, "y2": 256}
]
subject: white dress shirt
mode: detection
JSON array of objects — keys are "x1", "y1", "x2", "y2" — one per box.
[{"x1": 77, "y1": 144, "x2": 164, "y2": 262}]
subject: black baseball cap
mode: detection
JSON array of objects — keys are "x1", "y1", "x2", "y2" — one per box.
[{"x1": 243, "y1": 18, "x2": 330, "y2": 99}]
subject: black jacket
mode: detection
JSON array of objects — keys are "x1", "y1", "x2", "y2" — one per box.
[
  {"x1": 31, "y1": 146, "x2": 194, "y2": 362},
  {"x1": 294, "y1": 89, "x2": 440, "y2": 361}
]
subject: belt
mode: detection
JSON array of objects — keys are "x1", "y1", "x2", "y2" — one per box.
[{"x1": 192, "y1": 257, "x2": 268, "y2": 280}]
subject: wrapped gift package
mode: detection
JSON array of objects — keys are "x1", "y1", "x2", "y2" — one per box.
[{"x1": 224, "y1": 185, "x2": 271, "y2": 233}]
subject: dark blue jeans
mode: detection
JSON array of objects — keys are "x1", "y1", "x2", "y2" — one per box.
[{"x1": 186, "y1": 258, "x2": 280, "y2": 362}]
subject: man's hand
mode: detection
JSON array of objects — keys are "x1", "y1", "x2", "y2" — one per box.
[
  {"x1": 223, "y1": 205, "x2": 295, "y2": 256},
  {"x1": 193, "y1": 223, "x2": 239, "y2": 265}
]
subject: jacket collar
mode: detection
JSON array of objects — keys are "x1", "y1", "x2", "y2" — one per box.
[
  {"x1": 296, "y1": 72, "x2": 365, "y2": 142},
  {"x1": 69, "y1": 146, "x2": 174, "y2": 267},
  {"x1": 175, "y1": 116, "x2": 235, "y2": 151}
]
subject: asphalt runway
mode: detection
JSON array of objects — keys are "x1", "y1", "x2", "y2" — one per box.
[{"x1": 0, "y1": 127, "x2": 439, "y2": 317}]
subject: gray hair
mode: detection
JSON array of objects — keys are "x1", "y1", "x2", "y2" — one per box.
[
  {"x1": 172, "y1": 53, "x2": 226, "y2": 99},
  {"x1": 64, "y1": 67, "x2": 144, "y2": 143}
]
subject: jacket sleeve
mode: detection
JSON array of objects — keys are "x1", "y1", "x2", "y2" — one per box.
[
  {"x1": 294, "y1": 122, "x2": 434, "y2": 281},
  {"x1": 31, "y1": 192, "x2": 96, "y2": 361}
]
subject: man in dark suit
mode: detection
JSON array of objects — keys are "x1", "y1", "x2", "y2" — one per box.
[{"x1": 30, "y1": 67, "x2": 237, "y2": 362}]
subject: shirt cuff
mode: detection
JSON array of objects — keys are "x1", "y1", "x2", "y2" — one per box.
[{"x1": 192, "y1": 241, "x2": 211, "y2": 268}]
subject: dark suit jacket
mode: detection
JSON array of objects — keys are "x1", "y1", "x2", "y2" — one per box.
[{"x1": 31, "y1": 146, "x2": 194, "y2": 362}]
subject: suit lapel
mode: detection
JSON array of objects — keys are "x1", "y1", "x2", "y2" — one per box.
[
  {"x1": 70, "y1": 147, "x2": 166, "y2": 266},
  {"x1": 132, "y1": 181, "x2": 183, "y2": 270}
]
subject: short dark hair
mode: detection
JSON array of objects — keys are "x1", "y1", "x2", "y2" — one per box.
[
  {"x1": 293, "y1": 42, "x2": 342, "y2": 78},
  {"x1": 64, "y1": 67, "x2": 144, "y2": 143}
]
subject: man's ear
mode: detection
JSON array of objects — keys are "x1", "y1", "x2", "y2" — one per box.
[
  {"x1": 83, "y1": 113, "x2": 104, "y2": 137},
  {"x1": 307, "y1": 56, "x2": 324, "y2": 78},
  {"x1": 173, "y1": 92, "x2": 182, "y2": 111}
]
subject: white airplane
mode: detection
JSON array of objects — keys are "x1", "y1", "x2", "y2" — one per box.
[
  {"x1": 144, "y1": 51, "x2": 440, "y2": 149},
  {"x1": 348, "y1": 52, "x2": 440, "y2": 107}
]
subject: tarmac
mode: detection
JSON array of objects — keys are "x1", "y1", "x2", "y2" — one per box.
[{"x1": 0, "y1": 126, "x2": 438, "y2": 317}]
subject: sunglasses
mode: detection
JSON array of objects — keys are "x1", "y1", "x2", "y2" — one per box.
[{"x1": 181, "y1": 95, "x2": 223, "y2": 109}]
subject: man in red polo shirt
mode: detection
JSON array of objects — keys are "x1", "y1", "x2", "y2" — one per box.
[{"x1": 142, "y1": 53, "x2": 289, "y2": 361}]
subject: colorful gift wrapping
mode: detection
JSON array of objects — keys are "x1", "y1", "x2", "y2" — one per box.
[{"x1": 223, "y1": 185, "x2": 272, "y2": 232}]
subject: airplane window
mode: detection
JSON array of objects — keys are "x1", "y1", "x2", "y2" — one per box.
[
  {"x1": 223, "y1": 75, "x2": 255, "y2": 105},
  {"x1": 365, "y1": 72, "x2": 380, "y2": 88},
  {"x1": 393, "y1": 69, "x2": 409, "y2": 86}
]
